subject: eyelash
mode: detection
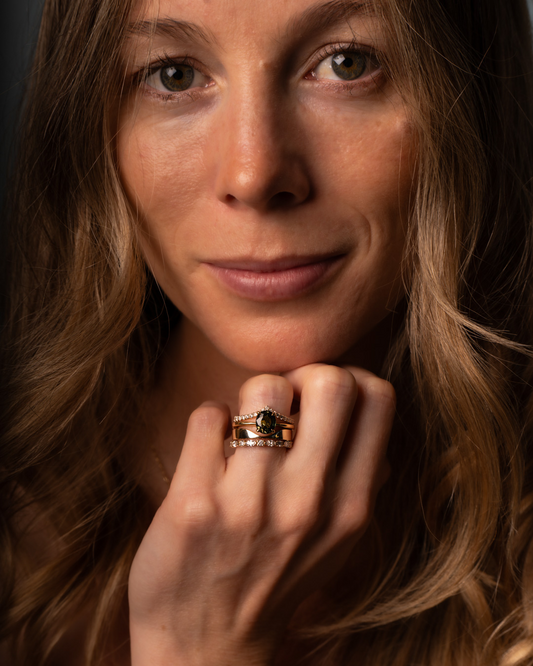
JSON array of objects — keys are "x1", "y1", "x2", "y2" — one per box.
[
  {"x1": 136, "y1": 41, "x2": 382, "y2": 103},
  {"x1": 136, "y1": 54, "x2": 208, "y2": 102},
  {"x1": 308, "y1": 42, "x2": 381, "y2": 88}
]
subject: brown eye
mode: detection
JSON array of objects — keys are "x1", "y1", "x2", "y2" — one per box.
[
  {"x1": 331, "y1": 52, "x2": 366, "y2": 80},
  {"x1": 160, "y1": 65, "x2": 195, "y2": 92},
  {"x1": 143, "y1": 62, "x2": 212, "y2": 96}
]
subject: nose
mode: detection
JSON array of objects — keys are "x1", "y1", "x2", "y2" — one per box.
[{"x1": 213, "y1": 89, "x2": 311, "y2": 211}]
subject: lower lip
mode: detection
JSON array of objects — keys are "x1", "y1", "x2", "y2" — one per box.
[{"x1": 205, "y1": 257, "x2": 342, "y2": 301}]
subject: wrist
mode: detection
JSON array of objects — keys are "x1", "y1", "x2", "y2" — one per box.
[{"x1": 130, "y1": 625, "x2": 276, "y2": 666}]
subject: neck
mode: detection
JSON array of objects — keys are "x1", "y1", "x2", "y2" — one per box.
[
  {"x1": 143, "y1": 318, "x2": 256, "y2": 487},
  {"x1": 160, "y1": 316, "x2": 257, "y2": 418}
]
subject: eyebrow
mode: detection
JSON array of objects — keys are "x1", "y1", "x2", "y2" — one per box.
[
  {"x1": 287, "y1": 0, "x2": 376, "y2": 38},
  {"x1": 126, "y1": 18, "x2": 214, "y2": 44},
  {"x1": 127, "y1": 0, "x2": 376, "y2": 45}
]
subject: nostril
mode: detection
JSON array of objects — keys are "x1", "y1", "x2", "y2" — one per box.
[
  {"x1": 269, "y1": 191, "x2": 305, "y2": 208},
  {"x1": 223, "y1": 190, "x2": 304, "y2": 208},
  {"x1": 273, "y1": 192, "x2": 296, "y2": 205}
]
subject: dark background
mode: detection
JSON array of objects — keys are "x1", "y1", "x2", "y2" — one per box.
[
  {"x1": 0, "y1": 0, "x2": 44, "y2": 208},
  {"x1": 1, "y1": 0, "x2": 532, "y2": 209}
]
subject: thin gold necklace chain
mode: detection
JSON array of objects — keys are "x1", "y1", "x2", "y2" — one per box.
[{"x1": 149, "y1": 442, "x2": 171, "y2": 486}]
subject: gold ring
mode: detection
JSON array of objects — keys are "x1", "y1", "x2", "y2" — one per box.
[
  {"x1": 230, "y1": 439, "x2": 293, "y2": 449},
  {"x1": 232, "y1": 426, "x2": 293, "y2": 441}
]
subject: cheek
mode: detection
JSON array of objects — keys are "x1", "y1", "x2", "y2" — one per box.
[
  {"x1": 314, "y1": 110, "x2": 415, "y2": 225},
  {"x1": 308, "y1": 109, "x2": 414, "y2": 306},
  {"x1": 312, "y1": 109, "x2": 415, "y2": 312},
  {"x1": 118, "y1": 113, "x2": 210, "y2": 231},
  {"x1": 117, "y1": 112, "x2": 218, "y2": 285}
]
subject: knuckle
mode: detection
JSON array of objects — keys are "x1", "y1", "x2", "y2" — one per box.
[
  {"x1": 173, "y1": 492, "x2": 220, "y2": 531},
  {"x1": 275, "y1": 510, "x2": 309, "y2": 538},
  {"x1": 334, "y1": 498, "x2": 372, "y2": 539},
  {"x1": 363, "y1": 377, "x2": 396, "y2": 411},
  {"x1": 275, "y1": 495, "x2": 323, "y2": 537},
  {"x1": 308, "y1": 365, "x2": 357, "y2": 402},
  {"x1": 240, "y1": 373, "x2": 292, "y2": 405},
  {"x1": 187, "y1": 402, "x2": 227, "y2": 438}
]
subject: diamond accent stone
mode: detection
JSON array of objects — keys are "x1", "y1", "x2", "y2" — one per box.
[{"x1": 231, "y1": 438, "x2": 293, "y2": 449}]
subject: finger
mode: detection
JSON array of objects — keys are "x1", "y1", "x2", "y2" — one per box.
[
  {"x1": 335, "y1": 374, "x2": 395, "y2": 522},
  {"x1": 282, "y1": 364, "x2": 358, "y2": 474},
  {"x1": 226, "y1": 374, "x2": 293, "y2": 492},
  {"x1": 169, "y1": 401, "x2": 229, "y2": 498},
  {"x1": 272, "y1": 367, "x2": 393, "y2": 589}
]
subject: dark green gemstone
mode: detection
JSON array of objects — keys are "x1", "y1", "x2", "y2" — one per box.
[{"x1": 256, "y1": 410, "x2": 276, "y2": 434}]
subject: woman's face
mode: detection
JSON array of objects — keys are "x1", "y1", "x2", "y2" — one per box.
[{"x1": 118, "y1": 0, "x2": 416, "y2": 372}]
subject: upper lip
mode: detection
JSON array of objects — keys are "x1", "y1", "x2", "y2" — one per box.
[{"x1": 205, "y1": 253, "x2": 344, "y2": 273}]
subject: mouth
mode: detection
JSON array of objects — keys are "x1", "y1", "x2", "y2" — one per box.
[{"x1": 204, "y1": 253, "x2": 345, "y2": 301}]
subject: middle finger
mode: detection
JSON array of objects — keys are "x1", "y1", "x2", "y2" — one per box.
[{"x1": 283, "y1": 364, "x2": 358, "y2": 480}]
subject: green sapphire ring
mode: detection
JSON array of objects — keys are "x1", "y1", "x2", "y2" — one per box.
[
  {"x1": 233, "y1": 406, "x2": 295, "y2": 427},
  {"x1": 232, "y1": 406, "x2": 295, "y2": 447}
]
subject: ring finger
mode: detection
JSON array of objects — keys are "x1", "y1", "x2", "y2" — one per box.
[{"x1": 226, "y1": 374, "x2": 294, "y2": 493}]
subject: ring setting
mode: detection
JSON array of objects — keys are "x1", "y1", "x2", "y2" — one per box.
[
  {"x1": 231, "y1": 406, "x2": 295, "y2": 449},
  {"x1": 233, "y1": 406, "x2": 295, "y2": 427}
]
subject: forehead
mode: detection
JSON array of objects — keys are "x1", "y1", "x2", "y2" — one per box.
[{"x1": 128, "y1": 0, "x2": 381, "y2": 49}]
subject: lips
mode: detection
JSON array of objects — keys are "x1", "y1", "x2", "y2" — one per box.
[{"x1": 204, "y1": 254, "x2": 344, "y2": 301}]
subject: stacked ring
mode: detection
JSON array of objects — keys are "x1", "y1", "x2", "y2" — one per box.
[
  {"x1": 231, "y1": 406, "x2": 295, "y2": 449},
  {"x1": 233, "y1": 406, "x2": 295, "y2": 426},
  {"x1": 230, "y1": 439, "x2": 293, "y2": 449}
]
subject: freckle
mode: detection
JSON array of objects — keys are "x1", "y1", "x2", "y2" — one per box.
[{"x1": 161, "y1": 625, "x2": 166, "y2": 631}]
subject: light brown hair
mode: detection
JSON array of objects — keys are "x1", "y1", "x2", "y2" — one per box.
[{"x1": 1, "y1": 0, "x2": 533, "y2": 664}]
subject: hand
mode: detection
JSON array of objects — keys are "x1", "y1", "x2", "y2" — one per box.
[{"x1": 128, "y1": 364, "x2": 395, "y2": 666}]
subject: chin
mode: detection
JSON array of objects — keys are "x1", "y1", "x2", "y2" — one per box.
[
  {"x1": 234, "y1": 348, "x2": 328, "y2": 374},
  {"x1": 210, "y1": 324, "x2": 360, "y2": 374}
]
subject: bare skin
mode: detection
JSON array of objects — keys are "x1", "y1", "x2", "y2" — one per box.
[{"x1": 114, "y1": 0, "x2": 415, "y2": 663}]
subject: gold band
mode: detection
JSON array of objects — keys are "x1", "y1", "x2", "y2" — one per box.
[
  {"x1": 232, "y1": 426, "x2": 294, "y2": 441},
  {"x1": 234, "y1": 421, "x2": 294, "y2": 432}
]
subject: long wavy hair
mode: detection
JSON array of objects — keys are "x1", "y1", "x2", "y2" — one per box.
[{"x1": 1, "y1": 0, "x2": 533, "y2": 664}]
